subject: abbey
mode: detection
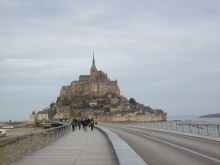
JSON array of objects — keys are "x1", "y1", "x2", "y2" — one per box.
[
  {"x1": 39, "y1": 54, "x2": 167, "y2": 121},
  {"x1": 60, "y1": 54, "x2": 120, "y2": 100}
]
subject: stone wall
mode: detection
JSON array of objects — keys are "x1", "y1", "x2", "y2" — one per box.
[
  {"x1": 57, "y1": 106, "x2": 70, "y2": 118},
  {"x1": 69, "y1": 80, "x2": 120, "y2": 96},
  {"x1": 93, "y1": 113, "x2": 167, "y2": 122}
]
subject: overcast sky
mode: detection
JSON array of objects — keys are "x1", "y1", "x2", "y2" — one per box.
[{"x1": 0, "y1": 0, "x2": 220, "y2": 121}]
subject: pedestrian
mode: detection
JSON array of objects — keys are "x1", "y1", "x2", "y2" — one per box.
[
  {"x1": 82, "y1": 119, "x2": 85, "y2": 130},
  {"x1": 90, "y1": 118, "x2": 94, "y2": 131},
  {"x1": 84, "y1": 117, "x2": 90, "y2": 132},
  {"x1": 71, "y1": 119, "x2": 77, "y2": 132},
  {"x1": 78, "y1": 118, "x2": 82, "y2": 130}
]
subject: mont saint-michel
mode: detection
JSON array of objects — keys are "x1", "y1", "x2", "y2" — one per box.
[
  {"x1": 36, "y1": 55, "x2": 167, "y2": 122},
  {"x1": 60, "y1": 55, "x2": 120, "y2": 99}
]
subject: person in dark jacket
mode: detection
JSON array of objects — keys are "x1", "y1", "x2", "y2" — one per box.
[
  {"x1": 82, "y1": 119, "x2": 85, "y2": 130},
  {"x1": 90, "y1": 118, "x2": 94, "y2": 131},
  {"x1": 71, "y1": 119, "x2": 77, "y2": 132},
  {"x1": 84, "y1": 117, "x2": 90, "y2": 132},
  {"x1": 77, "y1": 119, "x2": 82, "y2": 130}
]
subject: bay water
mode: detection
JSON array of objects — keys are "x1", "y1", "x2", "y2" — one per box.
[{"x1": 168, "y1": 115, "x2": 220, "y2": 124}]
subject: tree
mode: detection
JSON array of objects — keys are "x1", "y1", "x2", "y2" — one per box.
[
  {"x1": 50, "y1": 102, "x2": 55, "y2": 108},
  {"x1": 129, "y1": 98, "x2": 137, "y2": 105},
  {"x1": 48, "y1": 108, "x2": 57, "y2": 119}
]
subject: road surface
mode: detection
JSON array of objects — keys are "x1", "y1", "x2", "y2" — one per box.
[{"x1": 103, "y1": 124, "x2": 220, "y2": 165}]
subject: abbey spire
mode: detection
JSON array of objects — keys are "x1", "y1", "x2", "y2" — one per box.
[
  {"x1": 92, "y1": 52, "x2": 96, "y2": 68},
  {"x1": 90, "y1": 51, "x2": 97, "y2": 75}
]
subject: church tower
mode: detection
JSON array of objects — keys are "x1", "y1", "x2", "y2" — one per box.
[{"x1": 90, "y1": 52, "x2": 97, "y2": 77}]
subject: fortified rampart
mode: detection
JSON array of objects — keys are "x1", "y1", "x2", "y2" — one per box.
[{"x1": 94, "y1": 113, "x2": 167, "y2": 122}]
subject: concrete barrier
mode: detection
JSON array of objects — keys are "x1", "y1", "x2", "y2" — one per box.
[{"x1": 96, "y1": 125, "x2": 147, "y2": 165}]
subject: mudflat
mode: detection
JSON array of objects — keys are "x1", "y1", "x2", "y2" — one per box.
[
  {"x1": 4, "y1": 127, "x2": 42, "y2": 136},
  {"x1": 0, "y1": 121, "x2": 43, "y2": 138}
]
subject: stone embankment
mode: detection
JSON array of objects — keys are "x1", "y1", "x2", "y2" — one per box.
[{"x1": 94, "y1": 113, "x2": 167, "y2": 122}]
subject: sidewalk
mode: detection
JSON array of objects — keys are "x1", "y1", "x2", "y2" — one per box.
[{"x1": 11, "y1": 127, "x2": 119, "y2": 165}]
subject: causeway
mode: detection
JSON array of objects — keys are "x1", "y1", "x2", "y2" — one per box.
[{"x1": 11, "y1": 127, "x2": 119, "y2": 165}]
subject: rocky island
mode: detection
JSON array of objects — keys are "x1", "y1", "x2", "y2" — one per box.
[
  {"x1": 32, "y1": 54, "x2": 167, "y2": 122},
  {"x1": 199, "y1": 113, "x2": 220, "y2": 118}
]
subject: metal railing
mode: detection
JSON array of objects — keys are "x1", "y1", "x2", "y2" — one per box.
[
  {"x1": 0, "y1": 124, "x2": 71, "y2": 165},
  {"x1": 103, "y1": 121, "x2": 220, "y2": 138}
]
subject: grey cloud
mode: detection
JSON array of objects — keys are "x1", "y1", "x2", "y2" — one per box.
[{"x1": 0, "y1": 0, "x2": 220, "y2": 120}]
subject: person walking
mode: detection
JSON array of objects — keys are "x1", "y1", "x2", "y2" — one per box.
[
  {"x1": 82, "y1": 119, "x2": 85, "y2": 130},
  {"x1": 84, "y1": 117, "x2": 90, "y2": 132},
  {"x1": 71, "y1": 119, "x2": 77, "y2": 132},
  {"x1": 90, "y1": 118, "x2": 94, "y2": 131},
  {"x1": 77, "y1": 118, "x2": 82, "y2": 130}
]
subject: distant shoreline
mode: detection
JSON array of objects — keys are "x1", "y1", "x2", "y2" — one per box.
[
  {"x1": 167, "y1": 115, "x2": 220, "y2": 123},
  {"x1": 199, "y1": 113, "x2": 220, "y2": 118}
]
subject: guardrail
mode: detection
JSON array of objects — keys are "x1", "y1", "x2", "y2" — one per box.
[
  {"x1": 0, "y1": 123, "x2": 71, "y2": 165},
  {"x1": 104, "y1": 121, "x2": 220, "y2": 138}
]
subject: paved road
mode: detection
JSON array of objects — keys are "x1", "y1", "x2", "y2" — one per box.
[{"x1": 103, "y1": 125, "x2": 220, "y2": 165}]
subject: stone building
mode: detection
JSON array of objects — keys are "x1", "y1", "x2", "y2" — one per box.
[
  {"x1": 29, "y1": 113, "x2": 48, "y2": 122},
  {"x1": 60, "y1": 54, "x2": 120, "y2": 100}
]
